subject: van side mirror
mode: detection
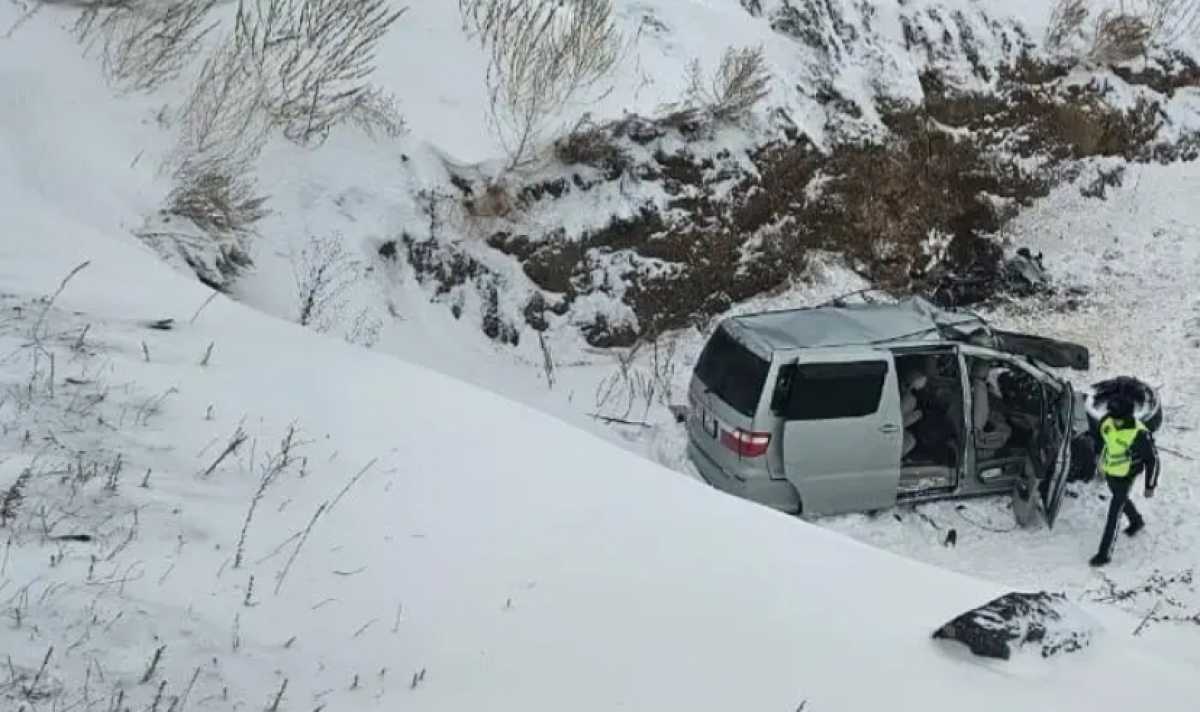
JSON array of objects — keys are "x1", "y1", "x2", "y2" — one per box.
[{"x1": 770, "y1": 365, "x2": 796, "y2": 414}]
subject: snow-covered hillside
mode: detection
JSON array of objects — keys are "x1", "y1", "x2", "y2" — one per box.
[{"x1": 4, "y1": 0, "x2": 1200, "y2": 709}]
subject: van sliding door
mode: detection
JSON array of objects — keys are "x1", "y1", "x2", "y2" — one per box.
[{"x1": 780, "y1": 353, "x2": 903, "y2": 516}]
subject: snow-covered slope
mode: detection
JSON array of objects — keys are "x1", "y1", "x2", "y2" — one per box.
[
  {"x1": 5, "y1": 1, "x2": 1200, "y2": 709},
  {"x1": 4, "y1": 160, "x2": 1200, "y2": 712}
]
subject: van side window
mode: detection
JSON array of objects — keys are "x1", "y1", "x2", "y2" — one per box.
[
  {"x1": 784, "y1": 361, "x2": 888, "y2": 420},
  {"x1": 694, "y1": 326, "x2": 771, "y2": 417}
]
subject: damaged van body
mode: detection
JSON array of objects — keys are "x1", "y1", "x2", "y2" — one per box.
[{"x1": 685, "y1": 297, "x2": 1091, "y2": 527}]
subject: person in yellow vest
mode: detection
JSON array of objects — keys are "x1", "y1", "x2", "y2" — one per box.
[{"x1": 1090, "y1": 395, "x2": 1160, "y2": 567}]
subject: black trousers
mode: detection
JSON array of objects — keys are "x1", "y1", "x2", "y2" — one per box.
[{"x1": 1098, "y1": 474, "x2": 1144, "y2": 558}]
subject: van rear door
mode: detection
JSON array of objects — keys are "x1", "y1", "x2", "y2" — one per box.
[
  {"x1": 689, "y1": 325, "x2": 773, "y2": 479},
  {"x1": 779, "y1": 352, "x2": 903, "y2": 515}
]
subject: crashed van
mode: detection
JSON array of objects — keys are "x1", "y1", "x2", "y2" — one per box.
[{"x1": 684, "y1": 297, "x2": 1097, "y2": 526}]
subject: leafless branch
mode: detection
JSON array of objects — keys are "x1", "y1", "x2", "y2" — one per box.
[
  {"x1": 274, "y1": 501, "x2": 326, "y2": 594},
  {"x1": 76, "y1": 0, "x2": 221, "y2": 93},
  {"x1": 460, "y1": 0, "x2": 622, "y2": 170}
]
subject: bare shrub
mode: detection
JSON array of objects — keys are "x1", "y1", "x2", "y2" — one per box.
[
  {"x1": 74, "y1": 0, "x2": 220, "y2": 93},
  {"x1": 1137, "y1": 0, "x2": 1200, "y2": 46},
  {"x1": 233, "y1": 0, "x2": 407, "y2": 146},
  {"x1": 1048, "y1": 0, "x2": 1198, "y2": 64},
  {"x1": 346, "y1": 86, "x2": 408, "y2": 140},
  {"x1": 553, "y1": 115, "x2": 627, "y2": 171},
  {"x1": 593, "y1": 336, "x2": 678, "y2": 424},
  {"x1": 168, "y1": 26, "x2": 274, "y2": 236},
  {"x1": 1046, "y1": 0, "x2": 1090, "y2": 53},
  {"x1": 166, "y1": 164, "x2": 270, "y2": 235},
  {"x1": 234, "y1": 424, "x2": 303, "y2": 569},
  {"x1": 1089, "y1": 11, "x2": 1152, "y2": 64},
  {"x1": 1, "y1": 468, "x2": 32, "y2": 528},
  {"x1": 3, "y1": 0, "x2": 44, "y2": 39},
  {"x1": 668, "y1": 46, "x2": 771, "y2": 127},
  {"x1": 344, "y1": 307, "x2": 383, "y2": 348},
  {"x1": 707, "y1": 45, "x2": 772, "y2": 121},
  {"x1": 177, "y1": 35, "x2": 271, "y2": 161},
  {"x1": 149, "y1": 28, "x2": 271, "y2": 285},
  {"x1": 459, "y1": 0, "x2": 622, "y2": 170},
  {"x1": 293, "y1": 235, "x2": 359, "y2": 332}
]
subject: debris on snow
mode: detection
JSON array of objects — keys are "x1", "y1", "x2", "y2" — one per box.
[{"x1": 933, "y1": 591, "x2": 1099, "y2": 660}]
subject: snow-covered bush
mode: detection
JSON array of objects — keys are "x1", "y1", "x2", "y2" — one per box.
[
  {"x1": 165, "y1": 163, "x2": 270, "y2": 238},
  {"x1": 1140, "y1": 0, "x2": 1200, "y2": 46},
  {"x1": 553, "y1": 115, "x2": 628, "y2": 173},
  {"x1": 698, "y1": 45, "x2": 772, "y2": 122},
  {"x1": 294, "y1": 235, "x2": 357, "y2": 332},
  {"x1": 1047, "y1": 0, "x2": 1200, "y2": 65},
  {"x1": 346, "y1": 86, "x2": 408, "y2": 140},
  {"x1": 293, "y1": 236, "x2": 384, "y2": 346},
  {"x1": 458, "y1": 0, "x2": 622, "y2": 170},
  {"x1": 1089, "y1": 10, "x2": 1153, "y2": 64},
  {"x1": 73, "y1": 0, "x2": 219, "y2": 93},
  {"x1": 149, "y1": 0, "x2": 404, "y2": 287},
  {"x1": 231, "y1": 0, "x2": 407, "y2": 147},
  {"x1": 140, "y1": 29, "x2": 271, "y2": 289},
  {"x1": 1046, "y1": 0, "x2": 1090, "y2": 55},
  {"x1": 663, "y1": 45, "x2": 771, "y2": 132}
]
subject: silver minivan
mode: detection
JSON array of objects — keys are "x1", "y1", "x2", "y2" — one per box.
[{"x1": 685, "y1": 297, "x2": 1090, "y2": 527}]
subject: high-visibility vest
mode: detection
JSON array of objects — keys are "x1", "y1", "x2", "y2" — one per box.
[{"x1": 1100, "y1": 417, "x2": 1148, "y2": 477}]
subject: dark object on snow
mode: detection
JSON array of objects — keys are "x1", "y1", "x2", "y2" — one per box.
[
  {"x1": 933, "y1": 591, "x2": 1094, "y2": 660},
  {"x1": 944, "y1": 528, "x2": 957, "y2": 547},
  {"x1": 929, "y1": 247, "x2": 1052, "y2": 307},
  {"x1": 668, "y1": 405, "x2": 689, "y2": 424},
  {"x1": 1004, "y1": 248, "x2": 1050, "y2": 295},
  {"x1": 146, "y1": 318, "x2": 175, "y2": 331},
  {"x1": 50, "y1": 534, "x2": 93, "y2": 543}
]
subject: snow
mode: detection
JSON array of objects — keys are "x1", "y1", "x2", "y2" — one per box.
[
  {"x1": 4, "y1": 0, "x2": 1200, "y2": 709},
  {"x1": 4, "y1": 223, "x2": 1200, "y2": 711}
]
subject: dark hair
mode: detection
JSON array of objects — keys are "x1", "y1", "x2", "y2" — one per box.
[{"x1": 1107, "y1": 395, "x2": 1135, "y2": 420}]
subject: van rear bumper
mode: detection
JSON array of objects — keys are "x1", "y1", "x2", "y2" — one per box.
[{"x1": 687, "y1": 439, "x2": 801, "y2": 514}]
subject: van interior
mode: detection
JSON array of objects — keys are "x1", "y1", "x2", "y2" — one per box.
[
  {"x1": 966, "y1": 356, "x2": 1045, "y2": 469},
  {"x1": 895, "y1": 351, "x2": 964, "y2": 496}
]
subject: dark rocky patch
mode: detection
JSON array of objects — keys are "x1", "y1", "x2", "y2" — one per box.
[{"x1": 1111, "y1": 50, "x2": 1200, "y2": 97}]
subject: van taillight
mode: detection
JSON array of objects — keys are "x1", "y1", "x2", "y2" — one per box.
[{"x1": 720, "y1": 428, "x2": 771, "y2": 458}]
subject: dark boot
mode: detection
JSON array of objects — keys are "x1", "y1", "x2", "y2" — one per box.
[
  {"x1": 1090, "y1": 553, "x2": 1111, "y2": 567},
  {"x1": 1124, "y1": 519, "x2": 1145, "y2": 537}
]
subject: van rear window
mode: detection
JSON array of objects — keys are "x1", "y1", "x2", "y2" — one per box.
[
  {"x1": 784, "y1": 361, "x2": 888, "y2": 420},
  {"x1": 694, "y1": 326, "x2": 770, "y2": 417}
]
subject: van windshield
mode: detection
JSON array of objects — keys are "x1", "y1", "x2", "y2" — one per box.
[{"x1": 695, "y1": 326, "x2": 770, "y2": 417}]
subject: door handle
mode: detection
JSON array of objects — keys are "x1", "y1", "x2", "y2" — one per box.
[{"x1": 880, "y1": 424, "x2": 899, "y2": 434}]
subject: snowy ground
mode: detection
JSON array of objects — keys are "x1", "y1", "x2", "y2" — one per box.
[
  {"x1": 546, "y1": 158, "x2": 1200, "y2": 655},
  {"x1": 5, "y1": 167, "x2": 1200, "y2": 712},
  {"x1": 4, "y1": 0, "x2": 1200, "y2": 709}
]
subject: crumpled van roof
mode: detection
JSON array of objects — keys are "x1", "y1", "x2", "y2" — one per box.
[{"x1": 724, "y1": 297, "x2": 988, "y2": 354}]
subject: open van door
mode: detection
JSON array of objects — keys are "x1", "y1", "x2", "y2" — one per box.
[
  {"x1": 992, "y1": 330, "x2": 1089, "y2": 371},
  {"x1": 778, "y1": 353, "x2": 903, "y2": 515},
  {"x1": 1041, "y1": 381, "x2": 1076, "y2": 528}
]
